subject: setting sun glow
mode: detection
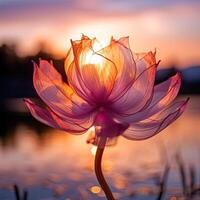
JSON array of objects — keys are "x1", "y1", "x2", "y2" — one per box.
[
  {"x1": 83, "y1": 51, "x2": 104, "y2": 66},
  {"x1": 82, "y1": 40, "x2": 105, "y2": 66}
]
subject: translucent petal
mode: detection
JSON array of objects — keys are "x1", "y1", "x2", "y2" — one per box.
[
  {"x1": 66, "y1": 36, "x2": 117, "y2": 103},
  {"x1": 122, "y1": 98, "x2": 189, "y2": 140},
  {"x1": 97, "y1": 37, "x2": 136, "y2": 101},
  {"x1": 110, "y1": 51, "x2": 157, "y2": 115},
  {"x1": 24, "y1": 99, "x2": 95, "y2": 134},
  {"x1": 116, "y1": 73, "x2": 181, "y2": 123},
  {"x1": 33, "y1": 60, "x2": 94, "y2": 119},
  {"x1": 24, "y1": 98, "x2": 59, "y2": 128}
]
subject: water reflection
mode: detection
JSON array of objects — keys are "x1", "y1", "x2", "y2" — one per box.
[{"x1": 0, "y1": 96, "x2": 199, "y2": 199}]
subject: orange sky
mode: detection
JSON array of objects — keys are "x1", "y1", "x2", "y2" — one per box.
[{"x1": 0, "y1": 0, "x2": 200, "y2": 67}]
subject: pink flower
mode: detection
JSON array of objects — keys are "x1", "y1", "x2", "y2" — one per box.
[{"x1": 24, "y1": 35, "x2": 188, "y2": 147}]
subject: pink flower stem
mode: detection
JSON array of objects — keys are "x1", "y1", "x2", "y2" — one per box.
[{"x1": 94, "y1": 137, "x2": 115, "y2": 200}]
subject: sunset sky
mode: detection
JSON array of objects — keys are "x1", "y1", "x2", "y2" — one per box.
[{"x1": 0, "y1": 0, "x2": 200, "y2": 67}]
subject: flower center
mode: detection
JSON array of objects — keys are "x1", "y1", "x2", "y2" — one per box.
[{"x1": 94, "y1": 111, "x2": 129, "y2": 138}]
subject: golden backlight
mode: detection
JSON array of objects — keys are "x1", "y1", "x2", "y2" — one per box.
[
  {"x1": 82, "y1": 40, "x2": 105, "y2": 66},
  {"x1": 83, "y1": 51, "x2": 104, "y2": 66}
]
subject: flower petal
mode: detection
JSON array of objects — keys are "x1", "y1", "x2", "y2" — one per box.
[
  {"x1": 66, "y1": 36, "x2": 117, "y2": 103},
  {"x1": 65, "y1": 37, "x2": 94, "y2": 102},
  {"x1": 67, "y1": 61, "x2": 93, "y2": 103},
  {"x1": 24, "y1": 98, "x2": 95, "y2": 134},
  {"x1": 110, "y1": 51, "x2": 158, "y2": 115},
  {"x1": 39, "y1": 59, "x2": 62, "y2": 83},
  {"x1": 24, "y1": 98, "x2": 59, "y2": 128},
  {"x1": 97, "y1": 37, "x2": 136, "y2": 101},
  {"x1": 116, "y1": 73, "x2": 181, "y2": 123},
  {"x1": 122, "y1": 98, "x2": 189, "y2": 140},
  {"x1": 33, "y1": 60, "x2": 94, "y2": 119}
]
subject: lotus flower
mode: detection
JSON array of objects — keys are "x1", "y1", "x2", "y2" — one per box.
[
  {"x1": 24, "y1": 35, "x2": 188, "y2": 147},
  {"x1": 24, "y1": 35, "x2": 188, "y2": 199}
]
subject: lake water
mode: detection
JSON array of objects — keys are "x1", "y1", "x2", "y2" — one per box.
[{"x1": 0, "y1": 96, "x2": 199, "y2": 200}]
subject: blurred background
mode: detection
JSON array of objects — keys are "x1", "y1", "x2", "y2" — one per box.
[{"x1": 0, "y1": 0, "x2": 200, "y2": 199}]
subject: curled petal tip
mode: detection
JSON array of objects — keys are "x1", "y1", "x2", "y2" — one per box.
[
  {"x1": 184, "y1": 97, "x2": 190, "y2": 105},
  {"x1": 110, "y1": 36, "x2": 114, "y2": 42},
  {"x1": 81, "y1": 34, "x2": 90, "y2": 40},
  {"x1": 154, "y1": 48, "x2": 157, "y2": 55},
  {"x1": 23, "y1": 98, "x2": 29, "y2": 102},
  {"x1": 32, "y1": 60, "x2": 39, "y2": 68},
  {"x1": 23, "y1": 98, "x2": 35, "y2": 107},
  {"x1": 176, "y1": 72, "x2": 182, "y2": 81},
  {"x1": 176, "y1": 72, "x2": 182, "y2": 84},
  {"x1": 31, "y1": 60, "x2": 39, "y2": 69},
  {"x1": 169, "y1": 72, "x2": 181, "y2": 83},
  {"x1": 23, "y1": 98, "x2": 29, "y2": 105},
  {"x1": 178, "y1": 97, "x2": 190, "y2": 113},
  {"x1": 70, "y1": 39, "x2": 74, "y2": 45},
  {"x1": 23, "y1": 98, "x2": 34, "y2": 111},
  {"x1": 156, "y1": 60, "x2": 161, "y2": 67}
]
